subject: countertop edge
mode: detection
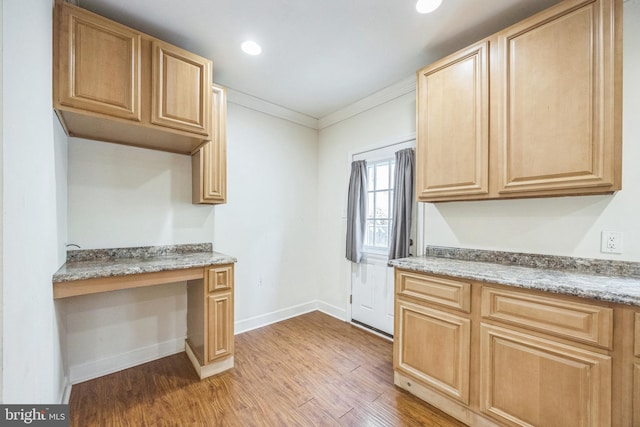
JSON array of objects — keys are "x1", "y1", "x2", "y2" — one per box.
[
  {"x1": 52, "y1": 252, "x2": 237, "y2": 283},
  {"x1": 389, "y1": 256, "x2": 640, "y2": 307}
]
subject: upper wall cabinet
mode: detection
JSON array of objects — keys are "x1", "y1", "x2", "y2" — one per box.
[
  {"x1": 151, "y1": 41, "x2": 212, "y2": 136},
  {"x1": 193, "y1": 85, "x2": 227, "y2": 205},
  {"x1": 416, "y1": 0, "x2": 622, "y2": 202},
  {"x1": 416, "y1": 42, "x2": 489, "y2": 200},
  {"x1": 53, "y1": 0, "x2": 212, "y2": 154}
]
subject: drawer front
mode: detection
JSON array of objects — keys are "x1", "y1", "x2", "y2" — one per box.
[
  {"x1": 396, "y1": 270, "x2": 471, "y2": 312},
  {"x1": 481, "y1": 287, "x2": 613, "y2": 349},
  {"x1": 207, "y1": 265, "x2": 233, "y2": 293}
]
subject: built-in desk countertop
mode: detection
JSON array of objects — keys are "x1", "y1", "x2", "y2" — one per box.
[{"x1": 52, "y1": 243, "x2": 237, "y2": 299}]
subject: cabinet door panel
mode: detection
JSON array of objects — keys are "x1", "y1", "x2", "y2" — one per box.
[
  {"x1": 206, "y1": 291, "x2": 233, "y2": 363},
  {"x1": 152, "y1": 41, "x2": 212, "y2": 136},
  {"x1": 416, "y1": 41, "x2": 489, "y2": 200},
  {"x1": 57, "y1": 4, "x2": 140, "y2": 120},
  {"x1": 395, "y1": 300, "x2": 470, "y2": 403},
  {"x1": 496, "y1": 0, "x2": 620, "y2": 194},
  {"x1": 480, "y1": 323, "x2": 611, "y2": 427},
  {"x1": 193, "y1": 85, "x2": 227, "y2": 204}
]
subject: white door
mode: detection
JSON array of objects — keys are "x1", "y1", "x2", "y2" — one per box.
[
  {"x1": 349, "y1": 139, "x2": 416, "y2": 337},
  {"x1": 351, "y1": 254, "x2": 395, "y2": 335}
]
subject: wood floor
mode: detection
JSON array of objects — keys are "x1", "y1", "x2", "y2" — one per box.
[{"x1": 69, "y1": 311, "x2": 466, "y2": 426}]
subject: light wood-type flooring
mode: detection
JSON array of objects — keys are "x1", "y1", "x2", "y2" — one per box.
[{"x1": 69, "y1": 311, "x2": 465, "y2": 426}]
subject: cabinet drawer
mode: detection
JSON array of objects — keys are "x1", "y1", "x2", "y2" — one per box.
[
  {"x1": 207, "y1": 265, "x2": 233, "y2": 293},
  {"x1": 635, "y1": 313, "x2": 640, "y2": 357},
  {"x1": 481, "y1": 287, "x2": 613, "y2": 349},
  {"x1": 396, "y1": 270, "x2": 471, "y2": 312}
]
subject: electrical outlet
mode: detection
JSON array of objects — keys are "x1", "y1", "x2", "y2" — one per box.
[{"x1": 601, "y1": 231, "x2": 623, "y2": 254}]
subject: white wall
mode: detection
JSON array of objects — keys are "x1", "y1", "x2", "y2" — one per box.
[
  {"x1": 316, "y1": 93, "x2": 416, "y2": 313},
  {"x1": 63, "y1": 102, "x2": 319, "y2": 381},
  {"x1": 2, "y1": 0, "x2": 68, "y2": 403},
  {"x1": 68, "y1": 139, "x2": 215, "y2": 249},
  {"x1": 214, "y1": 103, "x2": 320, "y2": 330},
  {"x1": 315, "y1": 0, "x2": 640, "y2": 316}
]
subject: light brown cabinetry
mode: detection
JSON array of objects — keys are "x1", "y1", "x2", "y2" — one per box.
[
  {"x1": 395, "y1": 300, "x2": 471, "y2": 403},
  {"x1": 416, "y1": 42, "x2": 489, "y2": 200},
  {"x1": 393, "y1": 268, "x2": 627, "y2": 426},
  {"x1": 187, "y1": 264, "x2": 234, "y2": 378},
  {"x1": 54, "y1": 2, "x2": 141, "y2": 121},
  {"x1": 192, "y1": 85, "x2": 227, "y2": 204},
  {"x1": 53, "y1": 0, "x2": 212, "y2": 154},
  {"x1": 151, "y1": 41, "x2": 211, "y2": 136},
  {"x1": 394, "y1": 270, "x2": 471, "y2": 404},
  {"x1": 416, "y1": 0, "x2": 622, "y2": 202},
  {"x1": 480, "y1": 324, "x2": 611, "y2": 427}
]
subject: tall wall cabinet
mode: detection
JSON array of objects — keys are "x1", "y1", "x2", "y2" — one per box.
[
  {"x1": 54, "y1": 0, "x2": 212, "y2": 154},
  {"x1": 416, "y1": 0, "x2": 622, "y2": 202},
  {"x1": 192, "y1": 85, "x2": 227, "y2": 205}
]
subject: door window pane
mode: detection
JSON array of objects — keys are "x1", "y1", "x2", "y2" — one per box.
[
  {"x1": 375, "y1": 190, "x2": 389, "y2": 218},
  {"x1": 376, "y1": 163, "x2": 390, "y2": 190}
]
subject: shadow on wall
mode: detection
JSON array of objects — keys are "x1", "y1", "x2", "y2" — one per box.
[{"x1": 428, "y1": 194, "x2": 616, "y2": 254}]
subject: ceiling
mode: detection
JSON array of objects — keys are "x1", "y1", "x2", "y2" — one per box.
[{"x1": 78, "y1": 0, "x2": 562, "y2": 120}]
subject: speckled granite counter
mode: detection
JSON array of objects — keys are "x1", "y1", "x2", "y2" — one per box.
[
  {"x1": 52, "y1": 243, "x2": 237, "y2": 298},
  {"x1": 389, "y1": 246, "x2": 640, "y2": 307}
]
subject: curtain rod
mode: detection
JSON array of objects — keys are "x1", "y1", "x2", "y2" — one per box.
[{"x1": 352, "y1": 137, "x2": 415, "y2": 157}]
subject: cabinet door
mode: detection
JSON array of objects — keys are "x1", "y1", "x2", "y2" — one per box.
[
  {"x1": 416, "y1": 41, "x2": 489, "y2": 201},
  {"x1": 55, "y1": 2, "x2": 141, "y2": 121},
  {"x1": 394, "y1": 300, "x2": 470, "y2": 403},
  {"x1": 480, "y1": 323, "x2": 611, "y2": 427},
  {"x1": 192, "y1": 85, "x2": 227, "y2": 204},
  {"x1": 152, "y1": 40, "x2": 212, "y2": 137},
  {"x1": 206, "y1": 291, "x2": 233, "y2": 363},
  {"x1": 495, "y1": 0, "x2": 621, "y2": 196}
]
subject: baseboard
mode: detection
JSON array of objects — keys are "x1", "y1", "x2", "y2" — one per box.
[
  {"x1": 316, "y1": 301, "x2": 348, "y2": 321},
  {"x1": 234, "y1": 301, "x2": 318, "y2": 334},
  {"x1": 69, "y1": 337, "x2": 185, "y2": 384},
  {"x1": 58, "y1": 377, "x2": 72, "y2": 404}
]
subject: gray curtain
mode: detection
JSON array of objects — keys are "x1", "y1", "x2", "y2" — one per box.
[
  {"x1": 389, "y1": 148, "x2": 415, "y2": 260},
  {"x1": 346, "y1": 160, "x2": 367, "y2": 263}
]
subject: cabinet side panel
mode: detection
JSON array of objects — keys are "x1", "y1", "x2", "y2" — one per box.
[{"x1": 187, "y1": 278, "x2": 205, "y2": 365}]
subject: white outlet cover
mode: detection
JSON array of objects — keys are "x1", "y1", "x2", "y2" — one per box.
[{"x1": 601, "y1": 231, "x2": 623, "y2": 254}]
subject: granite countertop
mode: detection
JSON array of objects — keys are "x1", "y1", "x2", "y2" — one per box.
[
  {"x1": 53, "y1": 243, "x2": 237, "y2": 283},
  {"x1": 389, "y1": 247, "x2": 640, "y2": 307}
]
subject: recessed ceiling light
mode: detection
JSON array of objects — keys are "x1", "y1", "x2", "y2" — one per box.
[
  {"x1": 241, "y1": 40, "x2": 262, "y2": 56},
  {"x1": 416, "y1": 0, "x2": 442, "y2": 14}
]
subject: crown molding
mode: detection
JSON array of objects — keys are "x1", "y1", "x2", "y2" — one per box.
[
  {"x1": 225, "y1": 87, "x2": 319, "y2": 130},
  {"x1": 318, "y1": 75, "x2": 416, "y2": 130}
]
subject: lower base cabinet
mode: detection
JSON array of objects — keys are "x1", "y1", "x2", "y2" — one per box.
[
  {"x1": 395, "y1": 300, "x2": 470, "y2": 404},
  {"x1": 480, "y1": 324, "x2": 611, "y2": 427},
  {"x1": 393, "y1": 268, "x2": 635, "y2": 427},
  {"x1": 186, "y1": 264, "x2": 234, "y2": 378}
]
